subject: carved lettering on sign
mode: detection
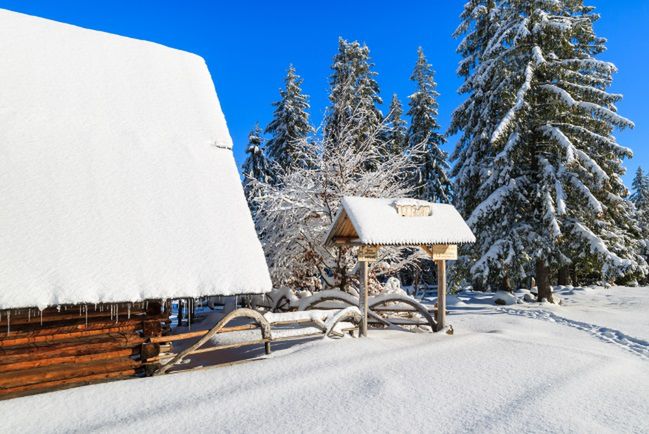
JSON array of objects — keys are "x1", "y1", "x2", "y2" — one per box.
[
  {"x1": 430, "y1": 244, "x2": 457, "y2": 260},
  {"x1": 358, "y1": 246, "x2": 379, "y2": 262}
]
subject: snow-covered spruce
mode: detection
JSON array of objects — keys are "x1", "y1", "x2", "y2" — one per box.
[
  {"x1": 631, "y1": 167, "x2": 649, "y2": 275},
  {"x1": 451, "y1": 0, "x2": 647, "y2": 298},
  {"x1": 242, "y1": 123, "x2": 273, "y2": 214},
  {"x1": 407, "y1": 47, "x2": 452, "y2": 204},
  {"x1": 264, "y1": 65, "x2": 315, "y2": 175},
  {"x1": 381, "y1": 94, "x2": 408, "y2": 162},
  {"x1": 323, "y1": 37, "x2": 383, "y2": 155}
]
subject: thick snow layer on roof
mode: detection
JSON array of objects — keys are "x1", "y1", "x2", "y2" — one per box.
[
  {"x1": 0, "y1": 9, "x2": 271, "y2": 309},
  {"x1": 333, "y1": 196, "x2": 476, "y2": 246}
]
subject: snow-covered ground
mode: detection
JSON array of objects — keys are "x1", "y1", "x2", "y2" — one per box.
[{"x1": 2, "y1": 286, "x2": 648, "y2": 433}]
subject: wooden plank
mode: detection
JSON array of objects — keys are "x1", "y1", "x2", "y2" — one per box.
[
  {"x1": 436, "y1": 260, "x2": 447, "y2": 329},
  {"x1": 190, "y1": 339, "x2": 268, "y2": 355},
  {"x1": 0, "y1": 349, "x2": 134, "y2": 373},
  {"x1": 149, "y1": 323, "x2": 259, "y2": 343},
  {"x1": 0, "y1": 336, "x2": 144, "y2": 366},
  {"x1": 0, "y1": 309, "x2": 147, "y2": 328},
  {"x1": 0, "y1": 316, "x2": 165, "y2": 341},
  {"x1": 359, "y1": 260, "x2": 369, "y2": 337},
  {"x1": 0, "y1": 324, "x2": 147, "y2": 347},
  {"x1": 358, "y1": 246, "x2": 379, "y2": 262},
  {"x1": 422, "y1": 244, "x2": 457, "y2": 260},
  {"x1": 0, "y1": 358, "x2": 140, "y2": 389},
  {"x1": 0, "y1": 334, "x2": 143, "y2": 363},
  {"x1": 0, "y1": 368, "x2": 138, "y2": 399}
]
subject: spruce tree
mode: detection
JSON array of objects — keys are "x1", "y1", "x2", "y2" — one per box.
[
  {"x1": 323, "y1": 37, "x2": 383, "y2": 155},
  {"x1": 265, "y1": 65, "x2": 314, "y2": 174},
  {"x1": 453, "y1": 0, "x2": 646, "y2": 297},
  {"x1": 241, "y1": 123, "x2": 272, "y2": 212},
  {"x1": 407, "y1": 47, "x2": 451, "y2": 203},
  {"x1": 631, "y1": 167, "x2": 649, "y2": 212},
  {"x1": 450, "y1": 0, "x2": 501, "y2": 222},
  {"x1": 382, "y1": 94, "x2": 408, "y2": 159},
  {"x1": 631, "y1": 167, "x2": 649, "y2": 270}
]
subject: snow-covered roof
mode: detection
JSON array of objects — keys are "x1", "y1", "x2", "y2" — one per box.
[
  {"x1": 0, "y1": 9, "x2": 271, "y2": 310},
  {"x1": 324, "y1": 197, "x2": 476, "y2": 246}
]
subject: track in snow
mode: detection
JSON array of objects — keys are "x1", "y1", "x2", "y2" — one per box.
[{"x1": 498, "y1": 307, "x2": 649, "y2": 360}]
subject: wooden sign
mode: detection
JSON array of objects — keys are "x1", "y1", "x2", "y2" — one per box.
[
  {"x1": 358, "y1": 246, "x2": 379, "y2": 262},
  {"x1": 396, "y1": 204, "x2": 432, "y2": 217},
  {"x1": 430, "y1": 244, "x2": 457, "y2": 260}
]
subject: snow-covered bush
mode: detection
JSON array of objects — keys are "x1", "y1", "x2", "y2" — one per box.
[{"x1": 252, "y1": 121, "x2": 427, "y2": 293}]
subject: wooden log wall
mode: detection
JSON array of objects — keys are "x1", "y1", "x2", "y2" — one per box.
[{"x1": 0, "y1": 300, "x2": 170, "y2": 399}]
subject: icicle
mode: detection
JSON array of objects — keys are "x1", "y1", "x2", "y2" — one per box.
[
  {"x1": 110, "y1": 304, "x2": 113, "y2": 321},
  {"x1": 28, "y1": 309, "x2": 31, "y2": 323},
  {"x1": 40, "y1": 309, "x2": 43, "y2": 326},
  {"x1": 188, "y1": 299, "x2": 192, "y2": 331},
  {"x1": 79, "y1": 305, "x2": 82, "y2": 317},
  {"x1": 127, "y1": 303, "x2": 131, "y2": 320},
  {"x1": 7, "y1": 311, "x2": 10, "y2": 334},
  {"x1": 116, "y1": 304, "x2": 119, "y2": 324}
]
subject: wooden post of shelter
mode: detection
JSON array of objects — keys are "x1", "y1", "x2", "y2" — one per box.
[
  {"x1": 436, "y1": 259, "x2": 446, "y2": 329},
  {"x1": 358, "y1": 245, "x2": 378, "y2": 337},
  {"x1": 421, "y1": 244, "x2": 457, "y2": 331},
  {"x1": 359, "y1": 260, "x2": 369, "y2": 337}
]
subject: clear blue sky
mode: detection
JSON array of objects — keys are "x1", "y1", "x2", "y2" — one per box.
[{"x1": 1, "y1": 0, "x2": 647, "y2": 186}]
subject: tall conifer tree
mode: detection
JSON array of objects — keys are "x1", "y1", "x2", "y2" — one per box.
[
  {"x1": 242, "y1": 123, "x2": 272, "y2": 212},
  {"x1": 407, "y1": 47, "x2": 451, "y2": 203},
  {"x1": 265, "y1": 65, "x2": 314, "y2": 174},
  {"x1": 631, "y1": 167, "x2": 649, "y2": 213},
  {"x1": 323, "y1": 38, "x2": 383, "y2": 155},
  {"x1": 453, "y1": 0, "x2": 646, "y2": 298},
  {"x1": 383, "y1": 94, "x2": 408, "y2": 159}
]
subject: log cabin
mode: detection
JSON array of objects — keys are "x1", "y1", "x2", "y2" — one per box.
[{"x1": 0, "y1": 9, "x2": 271, "y2": 398}]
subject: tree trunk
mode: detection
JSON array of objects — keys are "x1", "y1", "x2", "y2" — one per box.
[
  {"x1": 571, "y1": 265, "x2": 578, "y2": 287},
  {"x1": 535, "y1": 260, "x2": 553, "y2": 303},
  {"x1": 502, "y1": 275, "x2": 512, "y2": 292},
  {"x1": 558, "y1": 266, "x2": 570, "y2": 286}
]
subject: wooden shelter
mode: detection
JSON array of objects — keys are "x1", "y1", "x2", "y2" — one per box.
[
  {"x1": 325, "y1": 197, "x2": 476, "y2": 336},
  {"x1": 0, "y1": 9, "x2": 271, "y2": 397}
]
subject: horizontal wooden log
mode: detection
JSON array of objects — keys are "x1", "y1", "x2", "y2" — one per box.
[
  {"x1": 0, "y1": 325, "x2": 148, "y2": 348},
  {"x1": 0, "y1": 309, "x2": 147, "y2": 328},
  {"x1": 0, "y1": 335, "x2": 143, "y2": 364},
  {"x1": 368, "y1": 319, "x2": 431, "y2": 326},
  {"x1": 0, "y1": 342, "x2": 141, "y2": 366},
  {"x1": 0, "y1": 368, "x2": 138, "y2": 399},
  {"x1": 140, "y1": 343, "x2": 160, "y2": 361},
  {"x1": 0, "y1": 358, "x2": 141, "y2": 389},
  {"x1": 190, "y1": 338, "x2": 269, "y2": 355},
  {"x1": 149, "y1": 324, "x2": 259, "y2": 343},
  {"x1": 0, "y1": 348, "x2": 134, "y2": 373},
  {"x1": 0, "y1": 315, "x2": 166, "y2": 340}
]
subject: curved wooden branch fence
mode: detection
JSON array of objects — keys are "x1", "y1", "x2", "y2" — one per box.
[
  {"x1": 298, "y1": 291, "x2": 438, "y2": 332},
  {"x1": 153, "y1": 306, "x2": 362, "y2": 375},
  {"x1": 155, "y1": 309, "x2": 271, "y2": 375}
]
